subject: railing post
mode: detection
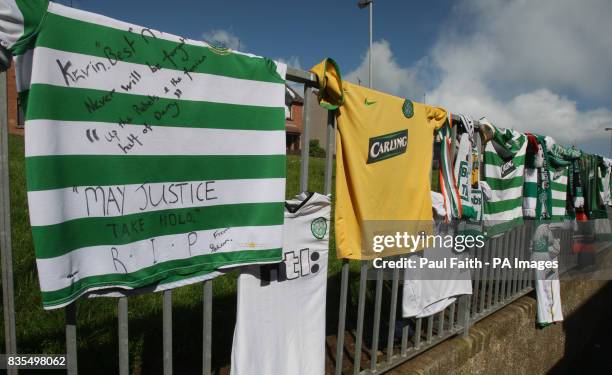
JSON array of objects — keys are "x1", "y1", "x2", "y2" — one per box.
[
  {"x1": 300, "y1": 86, "x2": 313, "y2": 192},
  {"x1": 480, "y1": 239, "x2": 490, "y2": 312},
  {"x1": 413, "y1": 317, "x2": 422, "y2": 350},
  {"x1": 370, "y1": 268, "x2": 384, "y2": 371},
  {"x1": 324, "y1": 111, "x2": 335, "y2": 195},
  {"x1": 163, "y1": 290, "x2": 173, "y2": 375},
  {"x1": 65, "y1": 303, "x2": 78, "y2": 375},
  {"x1": 118, "y1": 298, "x2": 129, "y2": 375},
  {"x1": 334, "y1": 260, "x2": 349, "y2": 375},
  {"x1": 202, "y1": 280, "x2": 212, "y2": 375},
  {"x1": 471, "y1": 245, "x2": 481, "y2": 316},
  {"x1": 488, "y1": 238, "x2": 500, "y2": 308},
  {"x1": 426, "y1": 315, "x2": 434, "y2": 343},
  {"x1": 0, "y1": 68, "x2": 17, "y2": 375},
  {"x1": 353, "y1": 261, "x2": 368, "y2": 375},
  {"x1": 386, "y1": 267, "x2": 400, "y2": 363},
  {"x1": 458, "y1": 294, "x2": 471, "y2": 338}
]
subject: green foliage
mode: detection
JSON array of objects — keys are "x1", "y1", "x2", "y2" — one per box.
[{"x1": 308, "y1": 139, "x2": 326, "y2": 158}]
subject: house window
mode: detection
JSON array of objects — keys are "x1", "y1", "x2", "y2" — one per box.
[{"x1": 285, "y1": 104, "x2": 292, "y2": 120}]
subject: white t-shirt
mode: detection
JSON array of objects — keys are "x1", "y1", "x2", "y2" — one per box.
[
  {"x1": 402, "y1": 192, "x2": 472, "y2": 318},
  {"x1": 231, "y1": 192, "x2": 331, "y2": 375},
  {"x1": 401, "y1": 230, "x2": 473, "y2": 318}
]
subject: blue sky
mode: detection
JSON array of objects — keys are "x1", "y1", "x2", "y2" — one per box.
[
  {"x1": 60, "y1": 0, "x2": 451, "y2": 72},
  {"x1": 60, "y1": 0, "x2": 612, "y2": 155}
]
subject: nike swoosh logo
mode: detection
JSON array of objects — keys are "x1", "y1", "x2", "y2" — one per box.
[{"x1": 364, "y1": 98, "x2": 377, "y2": 106}]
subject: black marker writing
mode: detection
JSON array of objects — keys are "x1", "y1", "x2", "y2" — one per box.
[
  {"x1": 132, "y1": 95, "x2": 160, "y2": 116},
  {"x1": 182, "y1": 55, "x2": 207, "y2": 81},
  {"x1": 159, "y1": 211, "x2": 196, "y2": 227},
  {"x1": 134, "y1": 181, "x2": 219, "y2": 211},
  {"x1": 120, "y1": 70, "x2": 142, "y2": 92},
  {"x1": 213, "y1": 228, "x2": 229, "y2": 239},
  {"x1": 99, "y1": 35, "x2": 137, "y2": 66},
  {"x1": 117, "y1": 133, "x2": 143, "y2": 154},
  {"x1": 162, "y1": 38, "x2": 189, "y2": 68},
  {"x1": 84, "y1": 89, "x2": 116, "y2": 114},
  {"x1": 56, "y1": 58, "x2": 109, "y2": 87},
  {"x1": 187, "y1": 232, "x2": 197, "y2": 256},
  {"x1": 210, "y1": 238, "x2": 231, "y2": 253},
  {"x1": 106, "y1": 218, "x2": 145, "y2": 239},
  {"x1": 83, "y1": 186, "x2": 125, "y2": 216},
  {"x1": 154, "y1": 101, "x2": 180, "y2": 120},
  {"x1": 150, "y1": 238, "x2": 157, "y2": 264},
  {"x1": 111, "y1": 247, "x2": 128, "y2": 273}
]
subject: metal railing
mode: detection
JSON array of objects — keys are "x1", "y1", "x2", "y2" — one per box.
[
  {"x1": 0, "y1": 66, "x2": 604, "y2": 375},
  {"x1": 336, "y1": 229, "x2": 534, "y2": 375}
]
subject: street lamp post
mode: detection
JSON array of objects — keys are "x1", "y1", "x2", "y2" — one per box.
[{"x1": 357, "y1": 0, "x2": 373, "y2": 88}]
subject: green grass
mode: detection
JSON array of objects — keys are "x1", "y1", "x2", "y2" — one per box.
[{"x1": 0, "y1": 135, "x2": 365, "y2": 374}]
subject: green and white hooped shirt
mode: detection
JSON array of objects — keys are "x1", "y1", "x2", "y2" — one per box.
[
  {"x1": 482, "y1": 124, "x2": 527, "y2": 237},
  {"x1": 1, "y1": 1, "x2": 288, "y2": 309}
]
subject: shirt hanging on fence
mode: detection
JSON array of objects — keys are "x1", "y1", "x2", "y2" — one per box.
[
  {"x1": 545, "y1": 137, "x2": 574, "y2": 221},
  {"x1": 231, "y1": 193, "x2": 331, "y2": 375},
  {"x1": 530, "y1": 222, "x2": 563, "y2": 324},
  {"x1": 310, "y1": 58, "x2": 447, "y2": 259},
  {"x1": 402, "y1": 192, "x2": 472, "y2": 318},
  {"x1": 581, "y1": 154, "x2": 608, "y2": 219},
  {"x1": 453, "y1": 114, "x2": 484, "y2": 236},
  {"x1": 599, "y1": 157, "x2": 612, "y2": 207},
  {"x1": 522, "y1": 133, "x2": 546, "y2": 219},
  {"x1": 453, "y1": 120, "x2": 473, "y2": 218},
  {"x1": 452, "y1": 114, "x2": 479, "y2": 221},
  {"x1": 522, "y1": 134, "x2": 572, "y2": 222},
  {"x1": 481, "y1": 120, "x2": 527, "y2": 237},
  {"x1": 1, "y1": 1, "x2": 287, "y2": 309},
  {"x1": 438, "y1": 121, "x2": 462, "y2": 221}
]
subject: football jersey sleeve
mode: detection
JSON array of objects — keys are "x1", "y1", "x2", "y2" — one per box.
[
  {"x1": 310, "y1": 58, "x2": 344, "y2": 110},
  {"x1": 0, "y1": 0, "x2": 48, "y2": 54},
  {"x1": 425, "y1": 104, "x2": 448, "y2": 130}
]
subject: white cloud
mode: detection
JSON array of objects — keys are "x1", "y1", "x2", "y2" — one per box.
[
  {"x1": 345, "y1": 0, "x2": 612, "y2": 153},
  {"x1": 202, "y1": 29, "x2": 244, "y2": 51},
  {"x1": 429, "y1": 86, "x2": 612, "y2": 145},
  {"x1": 345, "y1": 40, "x2": 426, "y2": 97},
  {"x1": 448, "y1": 0, "x2": 612, "y2": 100}
]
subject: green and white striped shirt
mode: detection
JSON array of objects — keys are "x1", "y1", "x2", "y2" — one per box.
[
  {"x1": 483, "y1": 126, "x2": 527, "y2": 237},
  {"x1": 2, "y1": 1, "x2": 287, "y2": 309},
  {"x1": 548, "y1": 140, "x2": 581, "y2": 218}
]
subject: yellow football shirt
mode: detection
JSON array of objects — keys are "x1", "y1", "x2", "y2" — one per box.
[{"x1": 311, "y1": 58, "x2": 448, "y2": 259}]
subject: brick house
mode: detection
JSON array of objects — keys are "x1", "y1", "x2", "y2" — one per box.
[
  {"x1": 285, "y1": 85, "x2": 330, "y2": 154},
  {"x1": 285, "y1": 85, "x2": 303, "y2": 153},
  {"x1": 5, "y1": 64, "x2": 23, "y2": 136}
]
